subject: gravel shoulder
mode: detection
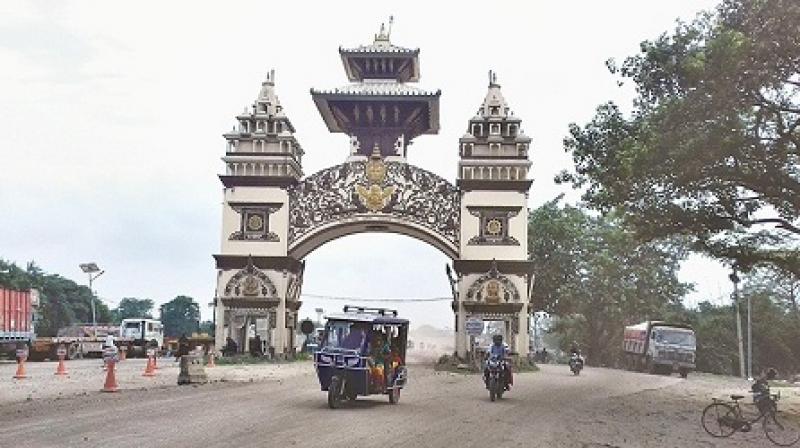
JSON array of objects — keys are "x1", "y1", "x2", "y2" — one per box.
[
  {"x1": 1, "y1": 362, "x2": 798, "y2": 448},
  {"x1": 0, "y1": 358, "x2": 312, "y2": 404}
]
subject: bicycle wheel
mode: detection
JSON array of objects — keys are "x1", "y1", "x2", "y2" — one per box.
[
  {"x1": 701, "y1": 402, "x2": 738, "y2": 438},
  {"x1": 764, "y1": 410, "x2": 800, "y2": 446}
]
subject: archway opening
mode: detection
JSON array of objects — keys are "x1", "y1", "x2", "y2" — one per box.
[{"x1": 297, "y1": 232, "x2": 455, "y2": 361}]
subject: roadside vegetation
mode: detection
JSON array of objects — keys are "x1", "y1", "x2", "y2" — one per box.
[{"x1": 540, "y1": 0, "x2": 800, "y2": 377}]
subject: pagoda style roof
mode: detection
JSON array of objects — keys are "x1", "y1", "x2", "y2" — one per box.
[
  {"x1": 339, "y1": 42, "x2": 417, "y2": 55},
  {"x1": 311, "y1": 19, "x2": 440, "y2": 157},
  {"x1": 338, "y1": 19, "x2": 420, "y2": 83},
  {"x1": 311, "y1": 86, "x2": 440, "y2": 138},
  {"x1": 311, "y1": 81, "x2": 439, "y2": 97}
]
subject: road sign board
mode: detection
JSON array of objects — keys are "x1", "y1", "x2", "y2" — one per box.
[{"x1": 465, "y1": 319, "x2": 484, "y2": 336}]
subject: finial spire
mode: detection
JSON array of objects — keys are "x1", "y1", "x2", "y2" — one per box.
[
  {"x1": 264, "y1": 68, "x2": 275, "y2": 86},
  {"x1": 374, "y1": 16, "x2": 393, "y2": 44},
  {"x1": 488, "y1": 70, "x2": 498, "y2": 87}
]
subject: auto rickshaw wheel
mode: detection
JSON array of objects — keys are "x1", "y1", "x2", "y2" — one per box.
[
  {"x1": 328, "y1": 375, "x2": 343, "y2": 409},
  {"x1": 388, "y1": 387, "x2": 400, "y2": 404}
]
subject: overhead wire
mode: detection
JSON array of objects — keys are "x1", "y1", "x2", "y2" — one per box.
[{"x1": 300, "y1": 293, "x2": 452, "y2": 302}]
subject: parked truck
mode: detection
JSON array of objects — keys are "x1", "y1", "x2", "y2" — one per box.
[
  {"x1": 0, "y1": 287, "x2": 37, "y2": 358},
  {"x1": 1, "y1": 286, "x2": 163, "y2": 360},
  {"x1": 34, "y1": 324, "x2": 121, "y2": 360},
  {"x1": 119, "y1": 318, "x2": 164, "y2": 357},
  {"x1": 623, "y1": 321, "x2": 696, "y2": 378}
]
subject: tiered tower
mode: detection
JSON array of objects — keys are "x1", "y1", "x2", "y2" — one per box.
[
  {"x1": 454, "y1": 71, "x2": 533, "y2": 356},
  {"x1": 311, "y1": 23, "x2": 440, "y2": 159},
  {"x1": 221, "y1": 70, "x2": 304, "y2": 184},
  {"x1": 213, "y1": 71, "x2": 305, "y2": 356}
]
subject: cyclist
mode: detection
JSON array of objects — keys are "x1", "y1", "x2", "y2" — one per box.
[{"x1": 753, "y1": 367, "x2": 778, "y2": 413}]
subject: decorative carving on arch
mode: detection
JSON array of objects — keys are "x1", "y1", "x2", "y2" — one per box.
[
  {"x1": 465, "y1": 260, "x2": 521, "y2": 304},
  {"x1": 287, "y1": 158, "x2": 460, "y2": 248},
  {"x1": 285, "y1": 261, "x2": 305, "y2": 302},
  {"x1": 224, "y1": 257, "x2": 278, "y2": 298}
]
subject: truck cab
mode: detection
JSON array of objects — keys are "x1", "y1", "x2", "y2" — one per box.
[
  {"x1": 120, "y1": 319, "x2": 164, "y2": 349},
  {"x1": 648, "y1": 324, "x2": 696, "y2": 375},
  {"x1": 623, "y1": 321, "x2": 696, "y2": 377}
]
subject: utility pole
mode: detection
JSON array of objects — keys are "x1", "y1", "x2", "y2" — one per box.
[
  {"x1": 747, "y1": 282, "x2": 753, "y2": 381},
  {"x1": 730, "y1": 268, "x2": 745, "y2": 379}
]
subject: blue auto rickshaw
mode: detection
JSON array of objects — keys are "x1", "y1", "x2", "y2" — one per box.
[{"x1": 314, "y1": 306, "x2": 409, "y2": 409}]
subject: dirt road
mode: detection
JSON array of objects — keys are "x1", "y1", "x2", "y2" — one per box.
[{"x1": 0, "y1": 363, "x2": 795, "y2": 447}]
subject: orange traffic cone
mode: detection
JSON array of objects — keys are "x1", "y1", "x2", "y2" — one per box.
[
  {"x1": 13, "y1": 356, "x2": 27, "y2": 379},
  {"x1": 54, "y1": 356, "x2": 68, "y2": 376},
  {"x1": 119, "y1": 348, "x2": 127, "y2": 361},
  {"x1": 102, "y1": 360, "x2": 118, "y2": 392},
  {"x1": 142, "y1": 356, "x2": 156, "y2": 377},
  {"x1": 207, "y1": 353, "x2": 216, "y2": 368}
]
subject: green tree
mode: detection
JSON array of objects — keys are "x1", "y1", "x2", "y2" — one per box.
[
  {"x1": 527, "y1": 196, "x2": 589, "y2": 314},
  {"x1": 529, "y1": 201, "x2": 691, "y2": 366},
  {"x1": 111, "y1": 298, "x2": 154, "y2": 323},
  {"x1": 160, "y1": 295, "x2": 200, "y2": 338},
  {"x1": 0, "y1": 259, "x2": 113, "y2": 336},
  {"x1": 560, "y1": 0, "x2": 800, "y2": 274}
]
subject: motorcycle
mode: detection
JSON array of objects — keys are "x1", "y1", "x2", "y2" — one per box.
[
  {"x1": 484, "y1": 356, "x2": 508, "y2": 401},
  {"x1": 569, "y1": 353, "x2": 584, "y2": 375}
]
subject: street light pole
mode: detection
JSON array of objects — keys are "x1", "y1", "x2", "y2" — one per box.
[
  {"x1": 747, "y1": 284, "x2": 753, "y2": 381},
  {"x1": 730, "y1": 268, "x2": 745, "y2": 379},
  {"x1": 79, "y1": 263, "x2": 104, "y2": 338}
]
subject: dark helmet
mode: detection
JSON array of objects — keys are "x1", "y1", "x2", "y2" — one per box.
[
  {"x1": 492, "y1": 334, "x2": 503, "y2": 344},
  {"x1": 766, "y1": 368, "x2": 778, "y2": 380}
]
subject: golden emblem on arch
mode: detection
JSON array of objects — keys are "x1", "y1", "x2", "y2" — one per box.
[
  {"x1": 365, "y1": 157, "x2": 387, "y2": 183},
  {"x1": 356, "y1": 184, "x2": 396, "y2": 212},
  {"x1": 355, "y1": 152, "x2": 396, "y2": 213}
]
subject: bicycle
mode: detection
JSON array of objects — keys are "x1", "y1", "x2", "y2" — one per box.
[{"x1": 701, "y1": 390, "x2": 800, "y2": 446}]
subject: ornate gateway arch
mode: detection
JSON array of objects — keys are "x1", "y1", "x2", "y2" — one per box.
[
  {"x1": 213, "y1": 25, "x2": 534, "y2": 359},
  {"x1": 287, "y1": 157, "x2": 461, "y2": 259}
]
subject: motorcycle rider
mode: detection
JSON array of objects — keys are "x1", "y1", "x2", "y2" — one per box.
[
  {"x1": 569, "y1": 341, "x2": 584, "y2": 367},
  {"x1": 484, "y1": 334, "x2": 513, "y2": 390}
]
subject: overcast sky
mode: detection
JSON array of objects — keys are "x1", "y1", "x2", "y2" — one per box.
[{"x1": 0, "y1": 0, "x2": 732, "y2": 328}]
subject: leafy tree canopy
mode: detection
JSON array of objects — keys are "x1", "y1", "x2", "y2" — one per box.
[
  {"x1": 529, "y1": 199, "x2": 691, "y2": 365},
  {"x1": 560, "y1": 0, "x2": 800, "y2": 275},
  {"x1": 160, "y1": 295, "x2": 200, "y2": 338},
  {"x1": 111, "y1": 297, "x2": 154, "y2": 323},
  {"x1": 0, "y1": 259, "x2": 112, "y2": 336}
]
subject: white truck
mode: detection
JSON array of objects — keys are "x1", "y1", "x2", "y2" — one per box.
[
  {"x1": 623, "y1": 321, "x2": 696, "y2": 378},
  {"x1": 119, "y1": 318, "x2": 164, "y2": 357}
]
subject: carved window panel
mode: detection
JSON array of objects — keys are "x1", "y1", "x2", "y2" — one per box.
[
  {"x1": 467, "y1": 206, "x2": 521, "y2": 246},
  {"x1": 228, "y1": 202, "x2": 283, "y2": 242}
]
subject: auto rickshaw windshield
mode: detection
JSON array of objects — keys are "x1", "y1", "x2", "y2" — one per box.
[{"x1": 323, "y1": 321, "x2": 368, "y2": 351}]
